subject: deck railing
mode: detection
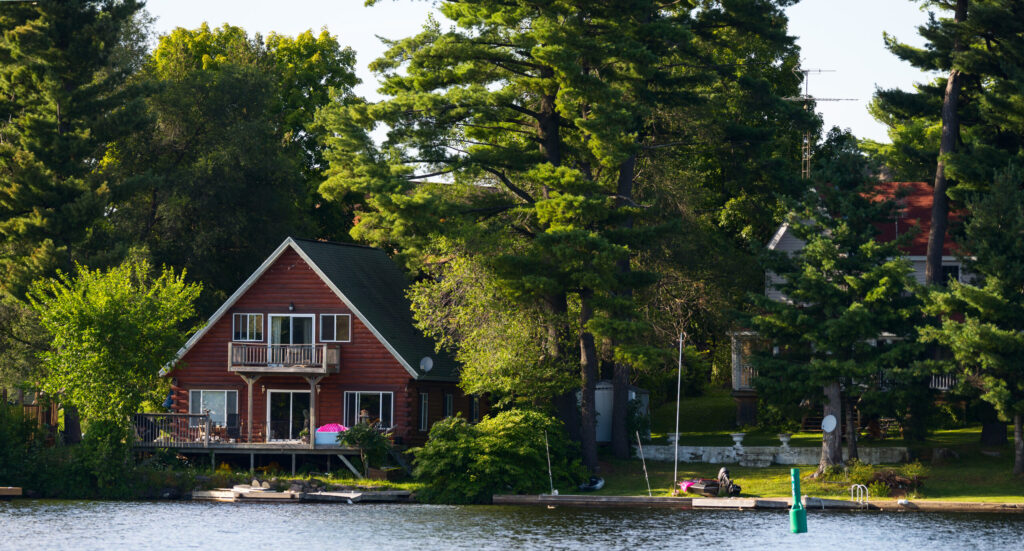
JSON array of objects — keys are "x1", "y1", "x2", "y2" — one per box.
[
  {"x1": 132, "y1": 412, "x2": 213, "y2": 448},
  {"x1": 228, "y1": 343, "x2": 340, "y2": 372},
  {"x1": 930, "y1": 374, "x2": 957, "y2": 391}
]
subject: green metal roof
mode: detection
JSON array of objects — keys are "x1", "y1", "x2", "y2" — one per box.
[{"x1": 290, "y1": 238, "x2": 459, "y2": 382}]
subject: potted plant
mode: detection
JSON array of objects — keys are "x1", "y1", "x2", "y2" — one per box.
[
  {"x1": 299, "y1": 428, "x2": 310, "y2": 443},
  {"x1": 777, "y1": 433, "x2": 792, "y2": 449}
]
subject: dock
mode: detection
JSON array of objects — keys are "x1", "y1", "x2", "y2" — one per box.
[
  {"x1": 0, "y1": 487, "x2": 22, "y2": 498},
  {"x1": 191, "y1": 487, "x2": 412, "y2": 504},
  {"x1": 493, "y1": 494, "x2": 1024, "y2": 514}
]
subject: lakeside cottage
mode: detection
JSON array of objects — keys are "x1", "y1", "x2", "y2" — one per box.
[
  {"x1": 731, "y1": 182, "x2": 965, "y2": 425},
  {"x1": 147, "y1": 237, "x2": 482, "y2": 456}
]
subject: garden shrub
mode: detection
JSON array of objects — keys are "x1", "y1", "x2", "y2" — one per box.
[
  {"x1": 338, "y1": 422, "x2": 392, "y2": 469},
  {"x1": 411, "y1": 409, "x2": 585, "y2": 504},
  {"x1": 867, "y1": 480, "x2": 891, "y2": 498}
]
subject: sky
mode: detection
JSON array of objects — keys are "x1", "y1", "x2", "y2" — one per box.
[{"x1": 145, "y1": 0, "x2": 940, "y2": 143}]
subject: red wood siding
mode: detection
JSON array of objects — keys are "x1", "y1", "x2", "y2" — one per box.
[
  {"x1": 172, "y1": 247, "x2": 422, "y2": 441},
  {"x1": 406, "y1": 382, "x2": 489, "y2": 447}
]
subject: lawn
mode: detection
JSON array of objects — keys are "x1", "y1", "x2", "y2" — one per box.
[{"x1": 587, "y1": 441, "x2": 1024, "y2": 503}]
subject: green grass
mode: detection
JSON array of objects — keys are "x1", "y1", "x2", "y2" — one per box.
[
  {"x1": 589, "y1": 427, "x2": 1024, "y2": 503},
  {"x1": 651, "y1": 387, "x2": 736, "y2": 434}
]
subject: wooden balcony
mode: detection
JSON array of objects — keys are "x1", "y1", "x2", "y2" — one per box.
[{"x1": 228, "y1": 343, "x2": 340, "y2": 375}]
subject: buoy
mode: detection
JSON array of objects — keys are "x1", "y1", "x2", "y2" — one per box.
[{"x1": 790, "y1": 468, "x2": 807, "y2": 534}]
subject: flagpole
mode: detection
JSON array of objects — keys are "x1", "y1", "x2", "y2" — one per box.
[{"x1": 673, "y1": 332, "x2": 683, "y2": 490}]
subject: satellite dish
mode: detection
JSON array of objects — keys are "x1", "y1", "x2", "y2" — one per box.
[
  {"x1": 821, "y1": 414, "x2": 838, "y2": 434},
  {"x1": 419, "y1": 356, "x2": 433, "y2": 372}
]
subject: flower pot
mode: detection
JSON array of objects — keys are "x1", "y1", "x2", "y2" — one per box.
[
  {"x1": 729, "y1": 432, "x2": 746, "y2": 449},
  {"x1": 777, "y1": 433, "x2": 792, "y2": 450}
]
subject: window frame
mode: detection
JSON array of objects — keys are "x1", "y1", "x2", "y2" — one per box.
[
  {"x1": 470, "y1": 396, "x2": 480, "y2": 424},
  {"x1": 232, "y1": 313, "x2": 264, "y2": 342},
  {"x1": 320, "y1": 314, "x2": 352, "y2": 343},
  {"x1": 343, "y1": 391, "x2": 394, "y2": 429},
  {"x1": 419, "y1": 393, "x2": 429, "y2": 432},
  {"x1": 189, "y1": 389, "x2": 238, "y2": 427},
  {"x1": 443, "y1": 392, "x2": 453, "y2": 418}
]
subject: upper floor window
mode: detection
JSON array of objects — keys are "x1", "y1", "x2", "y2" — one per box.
[
  {"x1": 320, "y1": 314, "x2": 352, "y2": 342},
  {"x1": 232, "y1": 313, "x2": 263, "y2": 341}
]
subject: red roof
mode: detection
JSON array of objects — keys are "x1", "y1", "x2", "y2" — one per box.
[{"x1": 872, "y1": 181, "x2": 957, "y2": 256}]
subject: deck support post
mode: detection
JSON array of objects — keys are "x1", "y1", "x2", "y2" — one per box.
[
  {"x1": 291, "y1": 453, "x2": 296, "y2": 475},
  {"x1": 306, "y1": 375, "x2": 324, "y2": 450},
  {"x1": 250, "y1": 453, "x2": 254, "y2": 473},
  {"x1": 239, "y1": 374, "x2": 262, "y2": 443}
]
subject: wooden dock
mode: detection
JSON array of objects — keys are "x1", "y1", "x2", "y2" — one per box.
[
  {"x1": 0, "y1": 487, "x2": 22, "y2": 498},
  {"x1": 191, "y1": 487, "x2": 411, "y2": 504},
  {"x1": 494, "y1": 494, "x2": 1024, "y2": 514},
  {"x1": 493, "y1": 494, "x2": 693, "y2": 508}
]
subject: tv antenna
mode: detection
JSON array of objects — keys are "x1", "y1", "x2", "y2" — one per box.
[{"x1": 782, "y1": 68, "x2": 857, "y2": 179}]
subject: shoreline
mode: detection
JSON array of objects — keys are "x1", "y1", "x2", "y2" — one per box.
[{"x1": 492, "y1": 494, "x2": 1024, "y2": 514}]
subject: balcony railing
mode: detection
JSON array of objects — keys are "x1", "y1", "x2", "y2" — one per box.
[{"x1": 228, "y1": 343, "x2": 340, "y2": 374}]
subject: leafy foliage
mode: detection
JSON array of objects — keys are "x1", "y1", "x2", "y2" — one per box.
[
  {"x1": 411, "y1": 410, "x2": 585, "y2": 504},
  {"x1": 338, "y1": 422, "x2": 392, "y2": 470},
  {"x1": 27, "y1": 257, "x2": 202, "y2": 424},
  {"x1": 99, "y1": 24, "x2": 358, "y2": 311}
]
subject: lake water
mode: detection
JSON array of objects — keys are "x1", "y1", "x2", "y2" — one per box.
[{"x1": 2, "y1": 500, "x2": 1023, "y2": 550}]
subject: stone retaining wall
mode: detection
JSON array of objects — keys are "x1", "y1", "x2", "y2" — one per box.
[{"x1": 641, "y1": 445, "x2": 909, "y2": 465}]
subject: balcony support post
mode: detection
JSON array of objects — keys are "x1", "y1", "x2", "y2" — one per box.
[
  {"x1": 238, "y1": 373, "x2": 262, "y2": 443},
  {"x1": 306, "y1": 375, "x2": 324, "y2": 450}
]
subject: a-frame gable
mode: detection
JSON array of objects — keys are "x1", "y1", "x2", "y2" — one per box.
[{"x1": 163, "y1": 238, "x2": 420, "y2": 379}]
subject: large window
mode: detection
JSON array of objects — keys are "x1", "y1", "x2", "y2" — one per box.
[
  {"x1": 232, "y1": 313, "x2": 263, "y2": 341},
  {"x1": 344, "y1": 391, "x2": 393, "y2": 429},
  {"x1": 189, "y1": 390, "x2": 238, "y2": 427},
  {"x1": 320, "y1": 314, "x2": 352, "y2": 342},
  {"x1": 419, "y1": 393, "x2": 429, "y2": 432}
]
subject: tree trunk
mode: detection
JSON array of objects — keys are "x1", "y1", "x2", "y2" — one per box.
[
  {"x1": 926, "y1": 0, "x2": 968, "y2": 285},
  {"x1": 980, "y1": 421, "x2": 1007, "y2": 446},
  {"x1": 1014, "y1": 414, "x2": 1024, "y2": 475},
  {"x1": 545, "y1": 293, "x2": 579, "y2": 443},
  {"x1": 579, "y1": 289, "x2": 600, "y2": 473},
  {"x1": 845, "y1": 395, "x2": 858, "y2": 462},
  {"x1": 610, "y1": 153, "x2": 637, "y2": 460},
  {"x1": 814, "y1": 381, "x2": 843, "y2": 477}
]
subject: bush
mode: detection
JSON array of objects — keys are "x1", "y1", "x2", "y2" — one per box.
[
  {"x1": 411, "y1": 409, "x2": 585, "y2": 504},
  {"x1": 867, "y1": 480, "x2": 891, "y2": 498},
  {"x1": 338, "y1": 422, "x2": 392, "y2": 469}
]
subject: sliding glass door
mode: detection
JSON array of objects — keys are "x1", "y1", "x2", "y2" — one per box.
[
  {"x1": 268, "y1": 314, "x2": 314, "y2": 365},
  {"x1": 267, "y1": 390, "x2": 311, "y2": 441}
]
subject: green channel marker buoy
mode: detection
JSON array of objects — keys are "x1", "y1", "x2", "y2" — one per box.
[{"x1": 790, "y1": 467, "x2": 807, "y2": 534}]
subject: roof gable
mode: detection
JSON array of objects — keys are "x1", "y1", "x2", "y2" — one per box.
[{"x1": 167, "y1": 238, "x2": 457, "y2": 381}]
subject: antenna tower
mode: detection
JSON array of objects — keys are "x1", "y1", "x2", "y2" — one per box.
[{"x1": 783, "y1": 68, "x2": 856, "y2": 179}]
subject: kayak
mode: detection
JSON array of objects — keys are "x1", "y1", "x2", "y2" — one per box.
[{"x1": 578, "y1": 477, "x2": 605, "y2": 491}]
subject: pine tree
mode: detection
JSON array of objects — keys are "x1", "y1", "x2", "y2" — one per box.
[
  {"x1": 871, "y1": 0, "x2": 1024, "y2": 285},
  {"x1": 922, "y1": 168, "x2": 1024, "y2": 474},
  {"x1": 748, "y1": 129, "x2": 923, "y2": 475},
  {"x1": 0, "y1": 0, "x2": 145, "y2": 297}
]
